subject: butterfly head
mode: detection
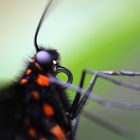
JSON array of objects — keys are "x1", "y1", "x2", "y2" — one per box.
[{"x1": 34, "y1": 48, "x2": 59, "y2": 72}]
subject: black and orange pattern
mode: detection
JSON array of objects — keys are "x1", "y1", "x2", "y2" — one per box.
[{"x1": 0, "y1": 48, "x2": 73, "y2": 140}]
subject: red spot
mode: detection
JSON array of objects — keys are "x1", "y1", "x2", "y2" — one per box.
[
  {"x1": 28, "y1": 127, "x2": 36, "y2": 138},
  {"x1": 26, "y1": 69, "x2": 32, "y2": 75},
  {"x1": 43, "y1": 103, "x2": 54, "y2": 117},
  {"x1": 50, "y1": 125, "x2": 66, "y2": 140},
  {"x1": 20, "y1": 78, "x2": 28, "y2": 84},
  {"x1": 32, "y1": 91, "x2": 40, "y2": 100},
  {"x1": 36, "y1": 74, "x2": 50, "y2": 86}
]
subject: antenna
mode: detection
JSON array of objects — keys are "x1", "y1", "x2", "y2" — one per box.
[{"x1": 34, "y1": 0, "x2": 53, "y2": 52}]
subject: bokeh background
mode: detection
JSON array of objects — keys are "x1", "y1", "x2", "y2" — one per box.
[{"x1": 0, "y1": 0, "x2": 140, "y2": 140}]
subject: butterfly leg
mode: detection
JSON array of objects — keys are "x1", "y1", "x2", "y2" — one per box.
[
  {"x1": 70, "y1": 69, "x2": 140, "y2": 119},
  {"x1": 83, "y1": 69, "x2": 140, "y2": 91},
  {"x1": 50, "y1": 70, "x2": 140, "y2": 139}
]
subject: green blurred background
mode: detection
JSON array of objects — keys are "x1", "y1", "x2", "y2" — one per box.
[{"x1": 0, "y1": 0, "x2": 140, "y2": 140}]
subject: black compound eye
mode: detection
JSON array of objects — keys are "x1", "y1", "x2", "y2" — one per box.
[{"x1": 35, "y1": 51, "x2": 51, "y2": 65}]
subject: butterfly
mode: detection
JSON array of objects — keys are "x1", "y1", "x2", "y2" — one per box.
[{"x1": 1, "y1": 0, "x2": 140, "y2": 140}]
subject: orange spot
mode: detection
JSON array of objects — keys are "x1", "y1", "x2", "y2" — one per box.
[
  {"x1": 50, "y1": 125, "x2": 66, "y2": 140},
  {"x1": 20, "y1": 78, "x2": 28, "y2": 84},
  {"x1": 43, "y1": 103, "x2": 54, "y2": 117},
  {"x1": 36, "y1": 74, "x2": 49, "y2": 86},
  {"x1": 26, "y1": 69, "x2": 32, "y2": 75},
  {"x1": 28, "y1": 127, "x2": 36, "y2": 138},
  {"x1": 32, "y1": 91, "x2": 40, "y2": 100}
]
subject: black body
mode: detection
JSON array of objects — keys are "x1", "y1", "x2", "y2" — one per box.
[{"x1": 0, "y1": 48, "x2": 73, "y2": 140}]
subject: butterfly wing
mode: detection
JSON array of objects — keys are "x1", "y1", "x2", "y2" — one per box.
[{"x1": 0, "y1": 84, "x2": 25, "y2": 140}]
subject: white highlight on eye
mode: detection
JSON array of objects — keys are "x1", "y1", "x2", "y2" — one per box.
[{"x1": 53, "y1": 60, "x2": 57, "y2": 65}]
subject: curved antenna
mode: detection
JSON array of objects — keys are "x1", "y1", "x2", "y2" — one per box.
[{"x1": 34, "y1": 0, "x2": 53, "y2": 52}]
